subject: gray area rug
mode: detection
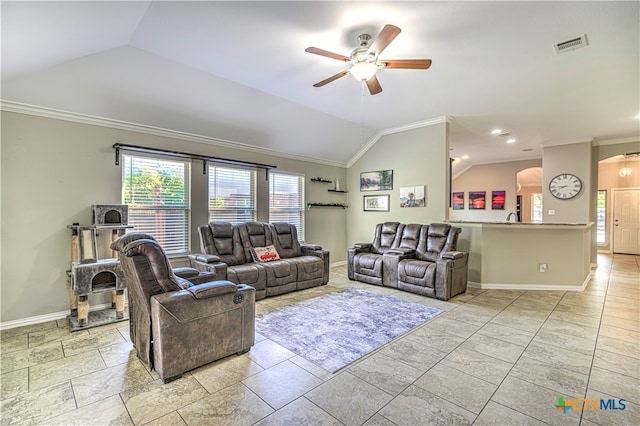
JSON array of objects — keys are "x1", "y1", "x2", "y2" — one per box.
[{"x1": 255, "y1": 288, "x2": 442, "y2": 372}]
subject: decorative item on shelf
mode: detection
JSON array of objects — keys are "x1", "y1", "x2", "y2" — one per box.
[
  {"x1": 335, "y1": 178, "x2": 341, "y2": 191},
  {"x1": 306, "y1": 202, "x2": 348, "y2": 209},
  {"x1": 310, "y1": 177, "x2": 332, "y2": 183}
]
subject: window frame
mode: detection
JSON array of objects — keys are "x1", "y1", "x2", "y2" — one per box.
[
  {"x1": 597, "y1": 190, "x2": 607, "y2": 245},
  {"x1": 121, "y1": 152, "x2": 191, "y2": 256},
  {"x1": 268, "y1": 171, "x2": 305, "y2": 241},
  {"x1": 207, "y1": 163, "x2": 257, "y2": 224}
]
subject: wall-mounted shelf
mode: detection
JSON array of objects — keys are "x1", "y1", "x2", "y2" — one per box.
[
  {"x1": 328, "y1": 189, "x2": 348, "y2": 193},
  {"x1": 310, "y1": 178, "x2": 332, "y2": 183},
  {"x1": 306, "y1": 203, "x2": 348, "y2": 209}
]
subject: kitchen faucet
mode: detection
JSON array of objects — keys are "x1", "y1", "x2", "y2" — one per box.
[{"x1": 506, "y1": 212, "x2": 517, "y2": 222}]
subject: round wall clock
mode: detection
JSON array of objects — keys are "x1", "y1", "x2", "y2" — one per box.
[{"x1": 549, "y1": 173, "x2": 582, "y2": 199}]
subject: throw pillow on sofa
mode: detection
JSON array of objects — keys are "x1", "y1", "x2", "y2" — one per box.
[{"x1": 251, "y1": 245, "x2": 281, "y2": 263}]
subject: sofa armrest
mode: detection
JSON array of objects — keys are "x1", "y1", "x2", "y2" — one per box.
[
  {"x1": 434, "y1": 252, "x2": 469, "y2": 301},
  {"x1": 442, "y1": 251, "x2": 465, "y2": 260},
  {"x1": 150, "y1": 284, "x2": 255, "y2": 381},
  {"x1": 188, "y1": 254, "x2": 228, "y2": 280},
  {"x1": 187, "y1": 280, "x2": 238, "y2": 299},
  {"x1": 353, "y1": 243, "x2": 372, "y2": 252},
  {"x1": 300, "y1": 247, "x2": 330, "y2": 284},
  {"x1": 173, "y1": 267, "x2": 201, "y2": 279},
  {"x1": 301, "y1": 243, "x2": 322, "y2": 250},
  {"x1": 194, "y1": 254, "x2": 221, "y2": 263},
  {"x1": 381, "y1": 249, "x2": 415, "y2": 288},
  {"x1": 187, "y1": 272, "x2": 220, "y2": 285},
  {"x1": 386, "y1": 248, "x2": 416, "y2": 258}
]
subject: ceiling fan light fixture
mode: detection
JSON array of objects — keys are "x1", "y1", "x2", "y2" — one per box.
[{"x1": 350, "y1": 62, "x2": 378, "y2": 81}]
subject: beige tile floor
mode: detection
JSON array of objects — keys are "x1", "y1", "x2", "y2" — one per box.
[{"x1": 1, "y1": 253, "x2": 638, "y2": 425}]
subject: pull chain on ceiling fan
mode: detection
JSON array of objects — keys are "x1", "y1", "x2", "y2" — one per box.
[{"x1": 305, "y1": 24, "x2": 432, "y2": 95}]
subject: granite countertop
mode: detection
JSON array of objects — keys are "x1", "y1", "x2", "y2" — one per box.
[{"x1": 447, "y1": 220, "x2": 594, "y2": 228}]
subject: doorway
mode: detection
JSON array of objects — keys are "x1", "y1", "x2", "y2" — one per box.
[{"x1": 613, "y1": 188, "x2": 640, "y2": 255}]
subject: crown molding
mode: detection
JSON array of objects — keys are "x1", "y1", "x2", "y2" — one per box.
[
  {"x1": 593, "y1": 136, "x2": 640, "y2": 146},
  {"x1": 0, "y1": 100, "x2": 348, "y2": 168},
  {"x1": 346, "y1": 116, "x2": 450, "y2": 168}
]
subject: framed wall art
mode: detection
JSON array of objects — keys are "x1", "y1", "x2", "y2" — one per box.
[
  {"x1": 363, "y1": 194, "x2": 390, "y2": 211},
  {"x1": 360, "y1": 170, "x2": 393, "y2": 191},
  {"x1": 400, "y1": 185, "x2": 425, "y2": 207},
  {"x1": 492, "y1": 190, "x2": 506, "y2": 210},
  {"x1": 468, "y1": 191, "x2": 486, "y2": 209},
  {"x1": 452, "y1": 192, "x2": 465, "y2": 210}
]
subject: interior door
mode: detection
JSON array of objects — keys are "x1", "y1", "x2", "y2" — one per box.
[{"x1": 613, "y1": 188, "x2": 640, "y2": 255}]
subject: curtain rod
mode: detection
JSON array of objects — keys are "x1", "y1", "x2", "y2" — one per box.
[{"x1": 113, "y1": 143, "x2": 277, "y2": 175}]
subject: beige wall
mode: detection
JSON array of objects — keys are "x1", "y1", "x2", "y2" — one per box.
[
  {"x1": 346, "y1": 122, "x2": 449, "y2": 246},
  {"x1": 1, "y1": 111, "x2": 347, "y2": 323},
  {"x1": 450, "y1": 159, "x2": 542, "y2": 222},
  {"x1": 543, "y1": 142, "x2": 593, "y2": 224}
]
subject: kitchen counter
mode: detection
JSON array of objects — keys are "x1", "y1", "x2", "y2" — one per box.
[
  {"x1": 447, "y1": 221, "x2": 594, "y2": 229},
  {"x1": 449, "y1": 221, "x2": 593, "y2": 290}
]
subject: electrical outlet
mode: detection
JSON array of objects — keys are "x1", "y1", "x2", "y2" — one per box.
[
  {"x1": 539, "y1": 263, "x2": 547, "y2": 272},
  {"x1": 548, "y1": 209, "x2": 556, "y2": 215}
]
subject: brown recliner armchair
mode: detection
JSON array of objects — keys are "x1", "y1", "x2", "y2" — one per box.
[{"x1": 111, "y1": 232, "x2": 255, "y2": 383}]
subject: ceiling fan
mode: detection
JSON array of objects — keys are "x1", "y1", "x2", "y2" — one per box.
[{"x1": 305, "y1": 24, "x2": 432, "y2": 95}]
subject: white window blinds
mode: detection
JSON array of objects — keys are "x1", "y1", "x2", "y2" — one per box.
[
  {"x1": 269, "y1": 171, "x2": 305, "y2": 241},
  {"x1": 122, "y1": 154, "x2": 191, "y2": 255},
  {"x1": 208, "y1": 165, "x2": 257, "y2": 223}
]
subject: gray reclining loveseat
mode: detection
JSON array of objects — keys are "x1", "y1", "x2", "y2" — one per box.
[
  {"x1": 189, "y1": 221, "x2": 329, "y2": 300},
  {"x1": 348, "y1": 222, "x2": 468, "y2": 300}
]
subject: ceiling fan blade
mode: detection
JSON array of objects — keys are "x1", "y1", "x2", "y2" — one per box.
[
  {"x1": 367, "y1": 24, "x2": 401, "y2": 56},
  {"x1": 366, "y1": 75, "x2": 383, "y2": 95},
  {"x1": 313, "y1": 70, "x2": 350, "y2": 87},
  {"x1": 305, "y1": 47, "x2": 350, "y2": 62},
  {"x1": 382, "y1": 59, "x2": 432, "y2": 69}
]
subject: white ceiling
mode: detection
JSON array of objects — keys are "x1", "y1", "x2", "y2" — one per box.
[{"x1": 2, "y1": 1, "x2": 639, "y2": 173}]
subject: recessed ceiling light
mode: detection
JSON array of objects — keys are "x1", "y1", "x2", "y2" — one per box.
[
  {"x1": 506, "y1": 138, "x2": 516, "y2": 144},
  {"x1": 491, "y1": 129, "x2": 502, "y2": 135}
]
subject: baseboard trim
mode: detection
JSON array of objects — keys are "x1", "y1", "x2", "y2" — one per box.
[
  {"x1": 0, "y1": 302, "x2": 115, "y2": 331},
  {"x1": 467, "y1": 275, "x2": 591, "y2": 292},
  {"x1": 330, "y1": 260, "x2": 347, "y2": 268}
]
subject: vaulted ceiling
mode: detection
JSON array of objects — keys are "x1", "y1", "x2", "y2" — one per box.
[{"x1": 2, "y1": 1, "x2": 638, "y2": 174}]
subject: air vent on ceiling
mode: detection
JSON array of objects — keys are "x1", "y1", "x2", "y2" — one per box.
[{"x1": 553, "y1": 34, "x2": 588, "y2": 54}]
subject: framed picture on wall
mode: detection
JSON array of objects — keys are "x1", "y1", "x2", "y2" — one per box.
[
  {"x1": 469, "y1": 191, "x2": 486, "y2": 209},
  {"x1": 452, "y1": 192, "x2": 464, "y2": 210},
  {"x1": 400, "y1": 186, "x2": 425, "y2": 207},
  {"x1": 360, "y1": 170, "x2": 393, "y2": 191},
  {"x1": 363, "y1": 195, "x2": 390, "y2": 211},
  {"x1": 492, "y1": 190, "x2": 506, "y2": 209}
]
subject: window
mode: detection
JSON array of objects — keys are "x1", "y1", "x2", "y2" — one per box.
[
  {"x1": 208, "y1": 165, "x2": 256, "y2": 223},
  {"x1": 269, "y1": 172, "x2": 305, "y2": 241},
  {"x1": 531, "y1": 193, "x2": 543, "y2": 223},
  {"x1": 122, "y1": 154, "x2": 190, "y2": 255},
  {"x1": 597, "y1": 190, "x2": 606, "y2": 244}
]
